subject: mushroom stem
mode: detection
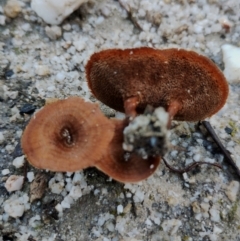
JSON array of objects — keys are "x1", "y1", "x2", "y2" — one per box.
[
  {"x1": 167, "y1": 100, "x2": 182, "y2": 128},
  {"x1": 124, "y1": 96, "x2": 139, "y2": 118}
]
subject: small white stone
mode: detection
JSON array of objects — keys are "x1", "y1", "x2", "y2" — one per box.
[
  {"x1": 183, "y1": 172, "x2": 189, "y2": 182},
  {"x1": 5, "y1": 144, "x2": 15, "y2": 153},
  {"x1": 106, "y1": 222, "x2": 115, "y2": 232},
  {"x1": 222, "y1": 44, "x2": 240, "y2": 83},
  {"x1": 65, "y1": 182, "x2": 73, "y2": 192},
  {"x1": 45, "y1": 25, "x2": 62, "y2": 40},
  {"x1": 2, "y1": 169, "x2": 10, "y2": 175},
  {"x1": 29, "y1": 215, "x2": 41, "y2": 227},
  {"x1": 0, "y1": 15, "x2": 6, "y2": 25},
  {"x1": 145, "y1": 218, "x2": 152, "y2": 226},
  {"x1": 115, "y1": 216, "x2": 126, "y2": 234},
  {"x1": 213, "y1": 225, "x2": 223, "y2": 234},
  {"x1": 2, "y1": 213, "x2": 9, "y2": 222},
  {"x1": 31, "y1": 0, "x2": 89, "y2": 25},
  {"x1": 4, "y1": 0, "x2": 21, "y2": 18},
  {"x1": 62, "y1": 23, "x2": 71, "y2": 31},
  {"x1": 225, "y1": 181, "x2": 240, "y2": 202},
  {"x1": 47, "y1": 85, "x2": 55, "y2": 92},
  {"x1": 21, "y1": 61, "x2": 32, "y2": 73},
  {"x1": 73, "y1": 39, "x2": 86, "y2": 52},
  {"x1": 66, "y1": 172, "x2": 73, "y2": 177},
  {"x1": 61, "y1": 195, "x2": 74, "y2": 209},
  {"x1": 12, "y1": 155, "x2": 25, "y2": 168},
  {"x1": 101, "y1": 188, "x2": 108, "y2": 195},
  {"x1": 134, "y1": 189, "x2": 145, "y2": 203},
  {"x1": 100, "y1": 6, "x2": 111, "y2": 17},
  {"x1": 95, "y1": 16, "x2": 105, "y2": 25},
  {"x1": 55, "y1": 203, "x2": 63, "y2": 214},
  {"x1": 55, "y1": 173, "x2": 64, "y2": 182},
  {"x1": 35, "y1": 65, "x2": 50, "y2": 76},
  {"x1": 27, "y1": 172, "x2": 35, "y2": 182},
  {"x1": 72, "y1": 172, "x2": 83, "y2": 184},
  {"x1": 209, "y1": 208, "x2": 220, "y2": 222},
  {"x1": 12, "y1": 38, "x2": 22, "y2": 47},
  {"x1": 4, "y1": 199, "x2": 24, "y2": 218},
  {"x1": 67, "y1": 46, "x2": 76, "y2": 55},
  {"x1": 94, "y1": 189, "x2": 100, "y2": 195},
  {"x1": 21, "y1": 23, "x2": 31, "y2": 32},
  {"x1": 3, "y1": 193, "x2": 29, "y2": 218},
  {"x1": 7, "y1": 90, "x2": 18, "y2": 100},
  {"x1": 55, "y1": 72, "x2": 66, "y2": 82},
  {"x1": 49, "y1": 181, "x2": 64, "y2": 194},
  {"x1": 126, "y1": 193, "x2": 132, "y2": 198},
  {"x1": 16, "y1": 130, "x2": 22, "y2": 138},
  {"x1": 5, "y1": 175, "x2": 24, "y2": 192},
  {"x1": 2, "y1": 29, "x2": 9, "y2": 36},
  {"x1": 69, "y1": 186, "x2": 82, "y2": 200},
  {"x1": 117, "y1": 204, "x2": 123, "y2": 214},
  {"x1": 193, "y1": 153, "x2": 201, "y2": 162}
]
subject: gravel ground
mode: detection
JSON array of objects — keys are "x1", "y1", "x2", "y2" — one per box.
[{"x1": 0, "y1": 0, "x2": 240, "y2": 240}]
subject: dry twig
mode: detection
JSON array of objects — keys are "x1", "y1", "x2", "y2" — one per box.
[{"x1": 201, "y1": 120, "x2": 240, "y2": 178}]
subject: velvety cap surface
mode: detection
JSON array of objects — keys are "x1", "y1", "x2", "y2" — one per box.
[{"x1": 86, "y1": 47, "x2": 229, "y2": 121}]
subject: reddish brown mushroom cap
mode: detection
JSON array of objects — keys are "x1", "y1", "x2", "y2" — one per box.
[
  {"x1": 86, "y1": 47, "x2": 229, "y2": 121},
  {"x1": 96, "y1": 119, "x2": 161, "y2": 183},
  {"x1": 21, "y1": 97, "x2": 115, "y2": 172}
]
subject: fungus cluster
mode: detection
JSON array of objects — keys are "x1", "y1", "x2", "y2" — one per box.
[
  {"x1": 21, "y1": 97, "x2": 160, "y2": 182},
  {"x1": 21, "y1": 47, "x2": 229, "y2": 183}
]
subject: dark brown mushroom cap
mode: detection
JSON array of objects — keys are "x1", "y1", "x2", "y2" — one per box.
[
  {"x1": 86, "y1": 47, "x2": 229, "y2": 121},
  {"x1": 96, "y1": 119, "x2": 160, "y2": 183},
  {"x1": 21, "y1": 97, "x2": 115, "y2": 172}
]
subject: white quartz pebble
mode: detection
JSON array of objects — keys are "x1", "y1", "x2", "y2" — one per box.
[
  {"x1": 3, "y1": 193, "x2": 29, "y2": 218},
  {"x1": 31, "y1": 0, "x2": 89, "y2": 25},
  {"x1": 117, "y1": 205, "x2": 123, "y2": 214},
  {"x1": 45, "y1": 25, "x2": 62, "y2": 40},
  {"x1": 222, "y1": 44, "x2": 240, "y2": 83},
  {"x1": 2, "y1": 169, "x2": 10, "y2": 175},
  {"x1": 5, "y1": 175, "x2": 24, "y2": 192},
  {"x1": 27, "y1": 172, "x2": 35, "y2": 182},
  {"x1": 12, "y1": 155, "x2": 25, "y2": 168}
]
